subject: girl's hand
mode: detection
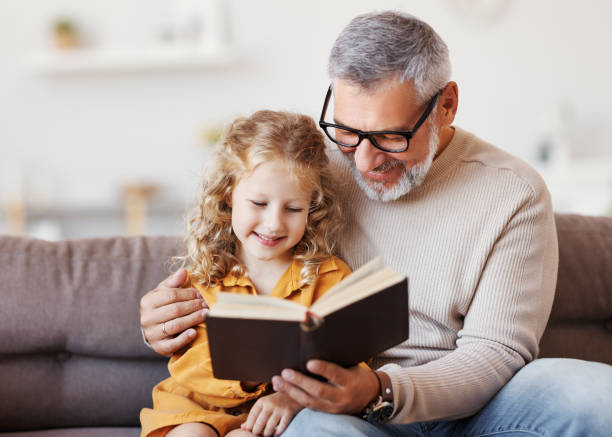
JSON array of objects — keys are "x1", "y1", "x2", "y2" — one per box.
[{"x1": 241, "y1": 392, "x2": 303, "y2": 436}]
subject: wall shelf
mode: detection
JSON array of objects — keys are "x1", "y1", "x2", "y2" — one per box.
[{"x1": 28, "y1": 44, "x2": 235, "y2": 74}]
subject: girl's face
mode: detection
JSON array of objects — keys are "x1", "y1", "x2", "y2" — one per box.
[{"x1": 230, "y1": 159, "x2": 313, "y2": 265}]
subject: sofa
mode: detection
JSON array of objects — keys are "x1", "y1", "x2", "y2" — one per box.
[{"x1": 0, "y1": 213, "x2": 610, "y2": 436}]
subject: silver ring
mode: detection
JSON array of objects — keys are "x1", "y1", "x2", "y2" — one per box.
[{"x1": 162, "y1": 322, "x2": 168, "y2": 337}]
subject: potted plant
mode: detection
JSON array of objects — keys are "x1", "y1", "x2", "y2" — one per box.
[{"x1": 53, "y1": 18, "x2": 78, "y2": 49}]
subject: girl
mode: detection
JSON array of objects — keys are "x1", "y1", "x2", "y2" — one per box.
[{"x1": 140, "y1": 110, "x2": 351, "y2": 437}]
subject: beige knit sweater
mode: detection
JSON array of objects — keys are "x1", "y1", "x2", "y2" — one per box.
[{"x1": 328, "y1": 126, "x2": 559, "y2": 424}]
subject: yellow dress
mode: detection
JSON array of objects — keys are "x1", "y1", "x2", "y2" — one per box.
[{"x1": 140, "y1": 256, "x2": 351, "y2": 437}]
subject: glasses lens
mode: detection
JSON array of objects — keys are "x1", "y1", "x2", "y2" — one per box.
[
  {"x1": 371, "y1": 133, "x2": 409, "y2": 151},
  {"x1": 327, "y1": 126, "x2": 360, "y2": 146}
]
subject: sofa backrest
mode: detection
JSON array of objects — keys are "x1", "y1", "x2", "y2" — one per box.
[
  {"x1": 538, "y1": 213, "x2": 612, "y2": 363},
  {"x1": 0, "y1": 236, "x2": 180, "y2": 431}
]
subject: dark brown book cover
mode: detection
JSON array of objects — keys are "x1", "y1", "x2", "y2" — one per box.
[{"x1": 206, "y1": 278, "x2": 409, "y2": 382}]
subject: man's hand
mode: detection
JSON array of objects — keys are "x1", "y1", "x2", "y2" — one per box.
[
  {"x1": 271, "y1": 360, "x2": 379, "y2": 414},
  {"x1": 140, "y1": 269, "x2": 208, "y2": 356},
  {"x1": 241, "y1": 392, "x2": 303, "y2": 436}
]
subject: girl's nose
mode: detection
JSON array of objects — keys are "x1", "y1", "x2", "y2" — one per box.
[{"x1": 263, "y1": 206, "x2": 284, "y2": 231}]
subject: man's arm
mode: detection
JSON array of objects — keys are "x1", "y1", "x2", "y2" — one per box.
[
  {"x1": 140, "y1": 269, "x2": 208, "y2": 356},
  {"x1": 274, "y1": 183, "x2": 559, "y2": 423}
]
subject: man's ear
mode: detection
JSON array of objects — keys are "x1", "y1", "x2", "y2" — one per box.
[{"x1": 439, "y1": 81, "x2": 459, "y2": 125}]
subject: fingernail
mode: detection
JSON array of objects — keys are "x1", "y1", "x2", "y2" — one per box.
[
  {"x1": 187, "y1": 329, "x2": 196, "y2": 338},
  {"x1": 202, "y1": 308, "x2": 209, "y2": 319},
  {"x1": 281, "y1": 369, "x2": 293, "y2": 380},
  {"x1": 201, "y1": 300, "x2": 209, "y2": 308},
  {"x1": 307, "y1": 360, "x2": 319, "y2": 371}
]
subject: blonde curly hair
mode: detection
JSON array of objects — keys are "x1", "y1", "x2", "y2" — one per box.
[{"x1": 179, "y1": 110, "x2": 343, "y2": 289}]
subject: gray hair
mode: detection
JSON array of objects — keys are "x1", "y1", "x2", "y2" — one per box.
[{"x1": 328, "y1": 11, "x2": 451, "y2": 101}]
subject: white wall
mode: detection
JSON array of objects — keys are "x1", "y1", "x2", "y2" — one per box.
[{"x1": 1, "y1": 0, "x2": 611, "y2": 231}]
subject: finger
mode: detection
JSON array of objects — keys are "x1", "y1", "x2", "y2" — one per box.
[
  {"x1": 272, "y1": 375, "x2": 330, "y2": 412},
  {"x1": 142, "y1": 286, "x2": 204, "y2": 312},
  {"x1": 251, "y1": 408, "x2": 272, "y2": 436},
  {"x1": 242, "y1": 401, "x2": 262, "y2": 431},
  {"x1": 306, "y1": 359, "x2": 349, "y2": 387},
  {"x1": 274, "y1": 415, "x2": 289, "y2": 436},
  {"x1": 144, "y1": 306, "x2": 207, "y2": 343},
  {"x1": 161, "y1": 269, "x2": 190, "y2": 289},
  {"x1": 150, "y1": 328, "x2": 197, "y2": 356},
  {"x1": 263, "y1": 413, "x2": 281, "y2": 437},
  {"x1": 281, "y1": 368, "x2": 341, "y2": 403},
  {"x1": 144, "y1": 296, "x2": 207, "y2": 327}
]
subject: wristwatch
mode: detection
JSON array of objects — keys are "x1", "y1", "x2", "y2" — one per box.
[{"x1": 361, "y1": 370, "x2": 394, "y2": 424}]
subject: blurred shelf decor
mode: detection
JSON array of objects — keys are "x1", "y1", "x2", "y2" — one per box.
[
  {"x1": 538, "y1": 160, "x2": 612, "y2": 217},
  {"x1": 28, "y1": 44, "x2": 235, "y2": 74},
  {"x1": 0, "y1": 163, "x2": 185, "y2": 240},
  {"x1": 122, "y1": 182, "x2": 160, "y2": 236},
  {"x1": 0, "y1": 202, "x2": 185, "y2": 240},
  {"x1": 533, "y1": 102, "x2": 612, "y2": 217},
  {"x1": 29, "y1": 0, "x2": 234, "y2": 75},
  {"x1": 52, "y1": 17, "x2": 79, "y2": 49}
]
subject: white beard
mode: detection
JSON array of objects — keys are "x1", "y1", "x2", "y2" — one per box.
[{"x1": 345, "y1": 122, "x2": 440, "y2": 202}]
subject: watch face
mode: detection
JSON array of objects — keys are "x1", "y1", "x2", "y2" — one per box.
[{"x1": 367, "y1": 402, "x2": 394, "y2": 423}]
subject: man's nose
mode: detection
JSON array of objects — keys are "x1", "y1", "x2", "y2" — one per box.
[{"x1": 354, "y1": 138, "x2": 384, "y2": 173}]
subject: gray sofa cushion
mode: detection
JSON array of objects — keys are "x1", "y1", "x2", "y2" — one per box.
[
  {"x1": 0, "y1": 236, "x2": 180, "y2": 431},
  {"x1": 539, "y1": 214, "x2": 612, "y2": 364}
]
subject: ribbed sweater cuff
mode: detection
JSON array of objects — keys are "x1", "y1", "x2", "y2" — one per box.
[{"x1": 378, "y1": 363, "x2": 414, "y2": 422}]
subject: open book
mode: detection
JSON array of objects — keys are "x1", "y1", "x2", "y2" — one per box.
[{"x1": 206, "y1": 257, "x2": 409, "y2": 382}]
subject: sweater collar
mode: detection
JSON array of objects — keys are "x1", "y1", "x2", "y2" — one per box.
[{"x1": 420, "y1": 125, "x2": 471, "y2": 187}]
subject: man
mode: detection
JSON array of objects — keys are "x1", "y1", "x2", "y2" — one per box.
[{"x1": 140, "y1": 11, "x2": 612, "y2": 436}]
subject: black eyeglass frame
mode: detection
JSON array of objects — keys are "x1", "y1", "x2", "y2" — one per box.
[{"x1": 318, "y1": 85, "x2": 442, "y2": 153}]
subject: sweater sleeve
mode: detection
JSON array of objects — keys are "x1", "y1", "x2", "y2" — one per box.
[{"x1": 381, "y1": 181, "x2": 559, "y2": 423}]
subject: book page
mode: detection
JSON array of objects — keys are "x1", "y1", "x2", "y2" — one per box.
[
  {"x1": 311, "y1": 257, "x2": 383, "y2": 307},
  {"x1": 311, "y1": 267, "x2": 403, "y2": 318},
  {"x1": 210, "y1": 293, "x2": 306, "y2": 321}
]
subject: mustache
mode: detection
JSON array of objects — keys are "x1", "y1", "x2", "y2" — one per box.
[
  {"x1": 345, "y1": 152, "x2": 405, "y2": 173},
  {"x1": 372, "y1": 159, "x2": 405, "y2": 172}
]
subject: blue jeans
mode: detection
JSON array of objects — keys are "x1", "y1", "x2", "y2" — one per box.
[{"x1": 282, "y1": 359, "x2": 612, "y2": 437}]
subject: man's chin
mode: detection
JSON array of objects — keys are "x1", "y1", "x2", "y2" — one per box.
[
  {"x1": 363, "y1": 176, "x2": 398, "y2": 193},
  {"x1": 351, "y1": 166, "x2": 413, "y2": 202}
]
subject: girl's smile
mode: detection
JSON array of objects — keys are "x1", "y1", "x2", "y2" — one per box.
[{"x1": 230, "y1": 159, "x2": 313, "y2": 268}]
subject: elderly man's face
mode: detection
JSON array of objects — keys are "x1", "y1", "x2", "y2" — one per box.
[{"x1": 332, "y1": 78, "x2": 441, "y2": 201}]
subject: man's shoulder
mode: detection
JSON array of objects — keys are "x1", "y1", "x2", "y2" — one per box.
[{"x1": 456, "y1": 127, "x2": 548, "y2": 200}]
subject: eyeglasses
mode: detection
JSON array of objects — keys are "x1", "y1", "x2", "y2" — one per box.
[{"x1": 318, "y1": 85, "x2": 442, "y2": 153}]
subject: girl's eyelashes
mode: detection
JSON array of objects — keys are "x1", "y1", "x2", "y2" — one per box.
[{"x1": 248, "y1": 199, "x2": 304, "y2": 212}]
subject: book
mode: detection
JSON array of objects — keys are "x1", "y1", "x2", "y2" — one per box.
[{"x1": 206, "y1": 257, "x2": 409, "y2": 382}]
